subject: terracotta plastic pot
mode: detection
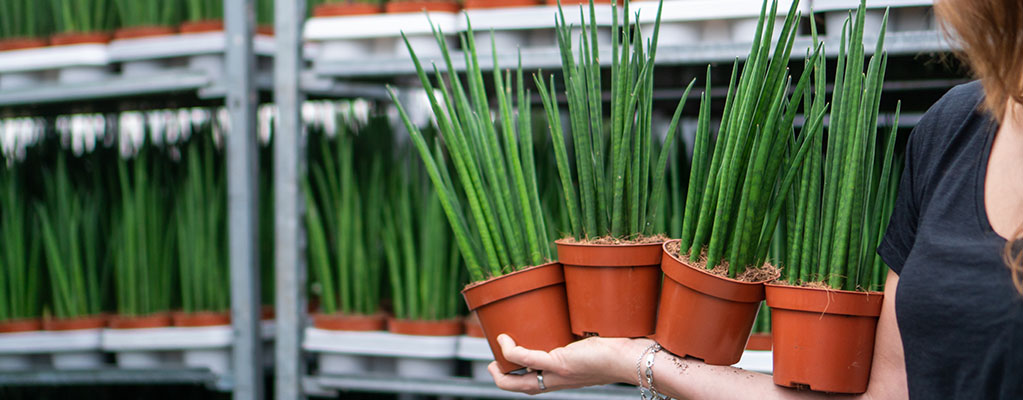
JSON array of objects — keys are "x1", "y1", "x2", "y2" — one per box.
[
  {"x1": 385, "y1": 0, "x2": 461, "y2": 13},
  {"x1": 312, "y1": 312, "x2": 387, "y2": 331},
  {"x1": 388, "y1": 318, "x2": 464, "y2": 336},
  {"x1": 0, "y1": 318, "x2": 42, "y2": 333},
  {"x1": 464, "y1": 314, "x2": 485, "y2": 338},
  {"x1": 109, "y1": 313, "x2": 172, "y2": 329},
  {"x1": 114, "y1": 26, "x2": 178, "y2": 40},
  {"x1": 50, "y1": 32, "x2": 112, "y2": 46},
  {"x1": 745, "y1": 333, "x2": 772, "y2": 351},
  {"x1": 180, "y1": 20, "x2": 224, "y2": 34},
  {"x1": 0, "y1": 38, "x2": 48, "y2": 52},
  {"x1": 766, "y1": 283, "x2": 884, "y2": 394},
  {"x1": 546, "y1": 0, "x2": 616, "y2": 5},
  {"x1": 653, "y1": 240, "x2": 769, "y2": 365},
  {"x1": 43, "y1": 314, "x2": 107, "y2": 331},
  {"x1": 313, "y1": 2, "x2": 384, "y2": 16},
  {"x1": 463, "y1": 0, "x2": 538, "y2": 9},
  {"x1": 556, "y1": 239, "x2": 662, "y2": 337},
  {"x1": 462, "y1": 262, "x2": 574, "y2": 373},
  {"x1": 172, "y1": 311, "x2": 231, "y2": 327},
  {"x1": 261, "y1": 305, "x2": 275, "y2": 321},
  {"x1": 257, "y1": 25, "x2": 275, "y2": 36}
]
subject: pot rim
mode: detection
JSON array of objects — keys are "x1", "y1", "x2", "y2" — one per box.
[
  {"x1": 461, "y1": 261, "x2": 563, "y2": 310},
  {"x1": 387, "y1": 317, "x2": 465, "y2": 336},
  {"x1": 765, "y1": 282, "x2": 884, "y2": 317},
  {"x1": 661, "y1": 240, "x2": 767, "y2": 302},
  {"x1": 554, "y1": 237, "x2": 665, "y2": 248}
]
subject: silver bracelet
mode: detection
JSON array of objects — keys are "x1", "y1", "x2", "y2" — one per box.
[{"x1": 635, "y1": 343, "x2": 667, "y2": 400}]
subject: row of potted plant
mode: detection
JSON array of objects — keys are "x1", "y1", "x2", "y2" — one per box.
[
  {"x1": 0, "y1": 126, "x2": 237, "y2": 339},
  {"x1": 310, "y1": 0, "x2": 618, "y2": 17},
  {"x1": 390, "y1": 0, "x2": 900, "y2": 393},
  {"x1": 0, "y1": 0, "x2": 274, "y2": 52}
]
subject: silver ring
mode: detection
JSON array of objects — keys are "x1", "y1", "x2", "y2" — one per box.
[{"x1": 537, "y1": 371, "x2": 547, "y2": 391}]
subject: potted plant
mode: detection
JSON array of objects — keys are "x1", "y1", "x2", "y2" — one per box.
[
  {"x1": 107, "y1": 150, "x2": 176, "y2": 368},
  {"x1": 382, "y1": 157, "x2": 465, "y2": 378},
  {"x1": 303, "y1": 118, "x2": 392, "y2": 375},
  {"x1": 531, "y1": 0, "x2": 694, "y2": 338},
  {"x1": 257, "y1": 0, "x2": 275, "y2": 35},
  {"x1": 0, "y1": 0, "x2": 52, "y2": 51},
  {"x1": 174, "y1": 136, "x2": 229, "y2": 328},
  {"x1": 172, "y1": 134, "x2": 233, "y2": 374},
  {"x1": 313, "y1": 0, "x2": 385, "y2": 16},
  {"x1": 113, "y1": 0, "x2": 182, "y2": 38},
  {"x1": 765, "y1": 3, "x2": 898, "y2": 393},
  {"x1": 654, "y1": 0, "x2": 827, "y2": 365},
  {"x1": 386, "y1": 0, "x2": 461, "y2": 14},
  {"x1": 0, "y1": 164, "x2": 43, "y2": 370},
  {"x1": 463, "y1": 0, "x2": 537, "y2": 10},
  {"x1": 48, "y1": 0, "x2": 114, "y2": 46},
  {"x1": 37, "y1": 153, "x2": 108, "y2": 369},
  {"x1": 390, "y1": 20, "x2": 574, "y2": 373},
  {"x1": 181, "y1": 0, "x2": 224, "y2": 33}
]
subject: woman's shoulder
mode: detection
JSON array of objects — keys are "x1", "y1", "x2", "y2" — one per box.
[{"x1": 905, "y1": 81, "x2": 991, "y2": 193}]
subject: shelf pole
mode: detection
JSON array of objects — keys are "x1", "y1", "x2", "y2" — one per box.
[
  {"x1": 224, "y1": 0, "x2": 264, "y2": 399},
  {"x1": 273, "y1": 0, "x2": 308, "y2": 398}
]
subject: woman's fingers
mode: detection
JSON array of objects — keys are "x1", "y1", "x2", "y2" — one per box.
[
  {"x1": 488, "y1": 362, "x2": 544, "y2": 395},
  {"x1": 497, "y1": 334, "x2": 563, "y2": 372}
]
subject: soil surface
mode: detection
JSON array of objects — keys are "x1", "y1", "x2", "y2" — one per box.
[
  {"x1": 666, "y1": 241, "x2": 780, "y2": 283},
  {"x1": 560, "y1": 233, "x2": 669, "y2": 245}
]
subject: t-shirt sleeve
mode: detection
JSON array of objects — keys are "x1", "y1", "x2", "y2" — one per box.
[{"x1": 877, "y1": 127, "x2": 922, "y2": 275}]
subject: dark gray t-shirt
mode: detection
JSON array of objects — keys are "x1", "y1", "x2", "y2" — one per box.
[{"x1": 878, "y1": 81, "x2": 1023, "y2": 399}]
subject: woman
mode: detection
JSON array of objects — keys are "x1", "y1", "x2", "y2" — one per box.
[{"x1": 489, "y1": 0, "x2": 1023, "y2": 398}]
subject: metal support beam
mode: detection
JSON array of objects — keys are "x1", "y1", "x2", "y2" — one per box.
[
  {"x1": 225, "y1": 0, "x2": 263, "y2": 399},
  {"x1": 274, "y1": 0, "x2": 308, "y2": 399}
]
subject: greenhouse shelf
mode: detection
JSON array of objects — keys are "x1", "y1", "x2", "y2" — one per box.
[
  {"x1": 0, "y1": 71, "x2": 212, "y2": 107},
  {"x1": 0, "y1": 368, "x2": 232, "y2": 392},
  {"x1": 311, "y1": 30, "x2": 948, "y2": 78},
  {"x1": 304, "y1": 374, "x2": 638, "y2": 400}
]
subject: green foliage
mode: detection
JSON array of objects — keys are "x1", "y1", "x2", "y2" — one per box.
[
  {"x1": 382, "y1": 158, "x2": 463, "y2": 321},
  {"x1": 36, "y1": 154, "x2": 104, "y2": 319},
  {"x1": 303, "y1": 123, "x2": 383, "y2": 316},
  {"x1": 49, "y1": 0, "x2": 116, "y2": 34},
  {"x1": 389, "y1": 19, "x2": 552, "y2": 281},
  {"x1": 0, "y1": 165, "x2": 41, "y2": 321},
  {"x1": 783, "y1": 2, "x2": 900, "y2": 291},
  {"x1": 535, "y1": 0, "x2": 694, "y2": 240},
  {"x1": 257, "y1": 0, "x2": 273, "y2": 26},
  {"x1": 115, "y1": 0, "x2": 182, "y2": 27},
  {"x1": 184, "y1": 0, "x2": 224, "y2": 23},
  {"x1": 678, "y1": 0, "x2": 827, "y2": 278},
  {"x1": 112, "y1": 150, "x2": 174, "y2": 317},
  {"x1": 176, "y1": 136, "x2": 228, "y2": 313},
  {"x1": 0, "y1": 0, "x2": 53, "y2": 39}
]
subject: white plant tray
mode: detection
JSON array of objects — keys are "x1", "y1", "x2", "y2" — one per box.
[
  {"x1": 108, "y1": 33, "x2": 276, "y2": 62},
  {"x1": 304, "y1": 328, "x2": 459, "y2": 359},
  {"x1": 305, "y1": 12, "x2": 459, "y2": 41},
  {"x1": 812, "y1": 0, "x2": 933, "y2": 11},
  {"x1": 633, "y1": 0, "x2": 808, "y2": 23},
  {"x1": 460, "y1": 5, "x2": 619, "y2": 31},
  {"x1": 456, "y1": 335, "x2": 493, "y2": 362},
  {"x1": 0, "y1": 329, "x2": 102, "y2": 354},
  {"x1": 102, "y1": 321, "x2": 275, "y2": 352},
  {"x1": 0, "y1": 44, "x2": 108, "y2": 74}
]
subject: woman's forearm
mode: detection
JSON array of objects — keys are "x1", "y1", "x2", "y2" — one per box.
[{"x1": 613, "y1": 339, "x2": 859, "y2": 400}]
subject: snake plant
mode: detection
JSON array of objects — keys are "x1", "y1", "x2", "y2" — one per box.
[
  {"x1": 37, "y1": 154, "x2": 105, "y2": 319},
  {"x1": 114, "y1": 0, "x2": 182, "y2": 28},
  {"x1": 676, "y1": 0, "x2": 828, "y2": 279},
  {"x1": 184, "y1": 0, "x2": 224, "y2": 22},
  {"x1": 49, "y1": 0, "x2": 116, "y2": 34},
  {"x1": 535, "y1": 0, "x2": 695, "y2": 241},
  {"x1": 176, "y1": 135, "x2": 229, "y2": 313},
  {"x1": 781, "y1": 1, "x2": 901, "y2": 292},
  {"x1": 0, "y1": 164, "x2": 41, "y2": 323},
  {"x1": 389, "y1": 15, "x2": 552, "y2": 282},
  {"x1": 0, "y1": 0, "x2": 53, "y2": 40},
  {"x1": 112, "y1": 149, "x2": 174, "y2": 317}
]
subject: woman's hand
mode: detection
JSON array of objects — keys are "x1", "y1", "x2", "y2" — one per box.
[{"x1": 488, "y1": 333, "x2": 654, "y2": 394}]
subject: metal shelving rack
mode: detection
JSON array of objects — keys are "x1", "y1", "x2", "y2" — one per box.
[{"x1": 0, "y1": 0, "x2": 959, "y2": 399}]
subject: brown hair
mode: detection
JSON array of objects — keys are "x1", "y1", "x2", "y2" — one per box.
[{"x1": 934, "y1": 0, "x2": 1023, "y2": 294}]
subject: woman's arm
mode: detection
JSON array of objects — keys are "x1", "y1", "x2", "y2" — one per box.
[{"x1": 489, "y1": 270, "x2": 908, "y2": 400}]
